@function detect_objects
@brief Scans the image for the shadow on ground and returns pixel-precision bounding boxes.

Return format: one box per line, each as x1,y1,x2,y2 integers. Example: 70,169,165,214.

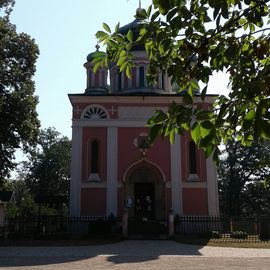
0,240,204,267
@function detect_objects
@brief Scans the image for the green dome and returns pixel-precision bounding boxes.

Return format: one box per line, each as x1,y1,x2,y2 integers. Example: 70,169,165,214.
86,44,106,63
86,51,96,62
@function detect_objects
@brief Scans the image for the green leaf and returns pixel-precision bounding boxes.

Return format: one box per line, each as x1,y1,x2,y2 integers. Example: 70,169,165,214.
103,22,111,33
115,22,120,33
201,121,214,130
147,5,152,17
126,43,132,51
204,143,214,158
151,10,160,21
261,121,270,139
244,109,256,121
167,7,178,21
170,131,175,144
149,125,161,143
126,64,132,79
96,31,109,39
157,0,171,15
191,122,200,144
200,133,214,147
93,61,102,73
191,79,200,90
127,29,133,42
201,85,207,101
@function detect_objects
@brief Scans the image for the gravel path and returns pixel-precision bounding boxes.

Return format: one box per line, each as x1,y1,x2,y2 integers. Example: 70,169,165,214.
0,240,269,269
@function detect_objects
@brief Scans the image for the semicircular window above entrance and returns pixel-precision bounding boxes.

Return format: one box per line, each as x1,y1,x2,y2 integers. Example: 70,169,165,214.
82,105,108,120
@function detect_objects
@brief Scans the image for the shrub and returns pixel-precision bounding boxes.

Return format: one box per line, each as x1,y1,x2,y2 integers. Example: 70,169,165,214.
230,231,248,239
199,231,221,239
211,231,222,239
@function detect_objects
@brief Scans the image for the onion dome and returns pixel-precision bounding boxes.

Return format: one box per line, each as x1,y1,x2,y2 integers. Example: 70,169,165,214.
84,44,108,94
119,4,146,52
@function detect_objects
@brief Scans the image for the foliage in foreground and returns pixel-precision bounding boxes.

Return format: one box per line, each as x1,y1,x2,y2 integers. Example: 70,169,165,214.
94,0,270,161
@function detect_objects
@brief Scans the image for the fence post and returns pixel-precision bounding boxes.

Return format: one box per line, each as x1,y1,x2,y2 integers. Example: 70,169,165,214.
168,210,174,237
230,217,233,232
122,209,128,237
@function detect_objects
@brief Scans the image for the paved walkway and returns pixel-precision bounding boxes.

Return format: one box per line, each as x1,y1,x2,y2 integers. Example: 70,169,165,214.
0,240,270,269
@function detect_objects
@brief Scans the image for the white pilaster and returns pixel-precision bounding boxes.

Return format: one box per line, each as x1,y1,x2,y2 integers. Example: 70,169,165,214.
136,66,139,87
206,156,220,216
106,127,118,216
170,135,183,215
69,125,82,216
121,72,125,89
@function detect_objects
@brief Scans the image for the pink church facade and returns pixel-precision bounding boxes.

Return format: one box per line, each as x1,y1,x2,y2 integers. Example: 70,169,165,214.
68,16,219,220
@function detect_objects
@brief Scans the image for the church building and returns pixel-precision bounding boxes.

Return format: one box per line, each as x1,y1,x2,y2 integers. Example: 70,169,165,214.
68,8,219,220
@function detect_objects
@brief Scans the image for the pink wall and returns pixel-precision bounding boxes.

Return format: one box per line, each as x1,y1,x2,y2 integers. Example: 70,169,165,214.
182,188,208,215
82,127,107,182
117,188,123,217
81,188,106,215
117,127,171,182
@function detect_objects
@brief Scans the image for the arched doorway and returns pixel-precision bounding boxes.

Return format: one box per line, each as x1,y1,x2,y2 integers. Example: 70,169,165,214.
125,164,165,221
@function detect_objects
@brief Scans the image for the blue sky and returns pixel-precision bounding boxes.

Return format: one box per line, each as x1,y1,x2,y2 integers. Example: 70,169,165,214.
10,0,228,139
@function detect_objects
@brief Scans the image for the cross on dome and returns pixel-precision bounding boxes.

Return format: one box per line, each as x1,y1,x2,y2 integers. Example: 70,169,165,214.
95,43,100,51
136,0,143,13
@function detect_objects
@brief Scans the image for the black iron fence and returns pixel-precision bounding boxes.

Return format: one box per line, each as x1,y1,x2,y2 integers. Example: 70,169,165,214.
174,216,270,241
1,215,270,241
3,215,120,240
128,218,168,236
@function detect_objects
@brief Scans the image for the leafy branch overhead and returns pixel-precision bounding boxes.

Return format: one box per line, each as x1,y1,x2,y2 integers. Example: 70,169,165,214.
94,0,270,160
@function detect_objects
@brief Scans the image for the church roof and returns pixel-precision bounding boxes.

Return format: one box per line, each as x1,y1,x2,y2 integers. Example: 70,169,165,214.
119,18,145,51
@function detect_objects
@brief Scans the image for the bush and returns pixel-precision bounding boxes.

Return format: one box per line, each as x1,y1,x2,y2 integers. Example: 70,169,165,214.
230,231,248,239
199,231,221,239
211,231,222,239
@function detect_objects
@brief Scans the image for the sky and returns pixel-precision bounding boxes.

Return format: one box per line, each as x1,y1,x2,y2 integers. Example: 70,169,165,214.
10,0,229,139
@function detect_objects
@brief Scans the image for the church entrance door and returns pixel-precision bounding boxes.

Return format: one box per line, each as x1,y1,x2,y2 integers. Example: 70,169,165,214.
125,165,165,221
125,165,167,237
134,183,155,220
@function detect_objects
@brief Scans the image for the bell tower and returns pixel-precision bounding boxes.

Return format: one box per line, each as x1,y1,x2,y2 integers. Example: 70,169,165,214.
84,44,108,94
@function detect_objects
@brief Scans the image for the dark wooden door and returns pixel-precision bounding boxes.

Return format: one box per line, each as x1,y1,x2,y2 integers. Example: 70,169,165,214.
134,183,155,220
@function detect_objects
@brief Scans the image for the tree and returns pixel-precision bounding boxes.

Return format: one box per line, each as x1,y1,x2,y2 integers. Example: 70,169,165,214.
218,140,270,216
242,181,270,216
21,127,71,206
4,178,38,218
0,0,40,181
94,0,270,160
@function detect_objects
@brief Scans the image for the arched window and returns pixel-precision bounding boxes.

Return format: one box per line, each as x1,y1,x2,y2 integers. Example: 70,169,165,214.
90,140,99,174
139,66,145,87
83,106,108,120
189,141,197,174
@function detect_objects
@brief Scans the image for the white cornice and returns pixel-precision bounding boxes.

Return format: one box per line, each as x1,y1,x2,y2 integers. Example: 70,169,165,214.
72,119,147,127
68,95,216,105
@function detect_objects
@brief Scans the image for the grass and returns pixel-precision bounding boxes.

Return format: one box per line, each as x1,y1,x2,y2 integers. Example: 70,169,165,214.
175,235,270,249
